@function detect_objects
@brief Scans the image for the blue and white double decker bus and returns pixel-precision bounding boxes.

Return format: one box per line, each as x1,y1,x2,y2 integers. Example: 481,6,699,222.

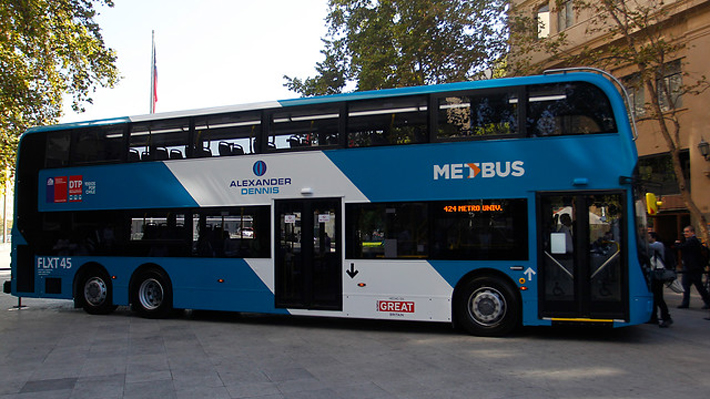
3,70,652,336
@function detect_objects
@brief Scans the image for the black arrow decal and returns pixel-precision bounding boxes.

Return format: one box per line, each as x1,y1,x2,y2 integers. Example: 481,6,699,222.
346,263,359,279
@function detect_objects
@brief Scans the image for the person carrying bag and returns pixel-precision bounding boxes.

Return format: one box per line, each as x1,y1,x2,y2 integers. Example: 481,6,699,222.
651,251,677,282
649,232,673,327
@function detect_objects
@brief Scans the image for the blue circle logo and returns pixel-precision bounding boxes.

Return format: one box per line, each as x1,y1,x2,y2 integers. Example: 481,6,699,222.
253,160,267,176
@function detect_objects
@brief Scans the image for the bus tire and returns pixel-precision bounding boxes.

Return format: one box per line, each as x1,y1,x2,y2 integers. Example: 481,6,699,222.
79,268,117,315
132,268,173,319
454,276,519,337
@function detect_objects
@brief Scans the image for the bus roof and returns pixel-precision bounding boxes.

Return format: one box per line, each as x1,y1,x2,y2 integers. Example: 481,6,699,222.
26,71,616,134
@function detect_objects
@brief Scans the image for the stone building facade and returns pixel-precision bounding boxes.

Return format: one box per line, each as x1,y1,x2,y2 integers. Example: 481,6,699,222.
509,0,710,243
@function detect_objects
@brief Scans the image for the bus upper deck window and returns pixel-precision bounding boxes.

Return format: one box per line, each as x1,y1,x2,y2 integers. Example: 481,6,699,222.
526,82,616,137
70,127,123,165
130,121,189,162
437,90,518,140
272,105,341,151
195,112,260,155
45,131,70,168
348,96,427,147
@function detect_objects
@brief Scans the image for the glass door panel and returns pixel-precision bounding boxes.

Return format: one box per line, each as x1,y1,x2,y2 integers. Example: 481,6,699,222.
539,192,627,320
275,198,342,310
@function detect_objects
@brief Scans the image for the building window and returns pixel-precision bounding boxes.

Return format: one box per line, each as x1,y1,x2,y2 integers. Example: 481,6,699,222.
638,151,690,196
657,60,682,112
624,73,646,118
537,4,550,39
557,0,574,31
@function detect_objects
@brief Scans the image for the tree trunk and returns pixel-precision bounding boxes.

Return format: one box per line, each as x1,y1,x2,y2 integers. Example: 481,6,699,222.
644,79,710,245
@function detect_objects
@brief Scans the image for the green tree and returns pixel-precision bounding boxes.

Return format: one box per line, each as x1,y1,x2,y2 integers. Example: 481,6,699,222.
0,0,119,182
509,0,710,243
284,0,508,96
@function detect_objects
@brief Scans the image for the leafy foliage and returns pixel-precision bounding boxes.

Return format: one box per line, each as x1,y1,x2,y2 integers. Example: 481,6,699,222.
284,0,508,96
0,0,119,180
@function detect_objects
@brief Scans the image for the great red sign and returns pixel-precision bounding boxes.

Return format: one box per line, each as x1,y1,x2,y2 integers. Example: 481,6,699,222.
377,300,415,313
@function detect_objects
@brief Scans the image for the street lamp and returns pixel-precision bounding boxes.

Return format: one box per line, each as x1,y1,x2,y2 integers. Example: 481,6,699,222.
698,137,710,161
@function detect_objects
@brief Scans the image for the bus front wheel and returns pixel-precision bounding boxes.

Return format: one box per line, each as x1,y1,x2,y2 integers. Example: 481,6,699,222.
454,276,520,337
80,269,117,315
132,269,173,319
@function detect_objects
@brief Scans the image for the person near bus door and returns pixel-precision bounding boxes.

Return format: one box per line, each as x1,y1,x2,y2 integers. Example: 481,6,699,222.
648,232,672,327
674,225,710,309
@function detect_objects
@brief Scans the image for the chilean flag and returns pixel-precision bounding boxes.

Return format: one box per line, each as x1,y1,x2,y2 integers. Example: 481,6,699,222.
151,31,158,113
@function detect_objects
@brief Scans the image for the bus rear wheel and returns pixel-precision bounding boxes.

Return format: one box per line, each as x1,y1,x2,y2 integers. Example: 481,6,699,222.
80,269,117,315
132,269,173,319
454,276,519,337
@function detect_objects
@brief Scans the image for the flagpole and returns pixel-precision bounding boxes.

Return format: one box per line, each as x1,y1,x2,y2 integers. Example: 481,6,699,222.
150,30,156,114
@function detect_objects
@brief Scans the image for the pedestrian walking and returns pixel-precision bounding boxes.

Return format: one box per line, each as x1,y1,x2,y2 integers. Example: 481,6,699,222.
674,225,710,309
649,232,672,327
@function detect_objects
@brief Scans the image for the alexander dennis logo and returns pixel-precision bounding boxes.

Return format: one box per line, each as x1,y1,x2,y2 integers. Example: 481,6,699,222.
253,160,267,176
230,160,292,195
433,160,525,180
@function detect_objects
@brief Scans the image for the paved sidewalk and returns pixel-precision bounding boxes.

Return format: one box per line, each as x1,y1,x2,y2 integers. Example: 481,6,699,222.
1,269,710,399
2,258,710,399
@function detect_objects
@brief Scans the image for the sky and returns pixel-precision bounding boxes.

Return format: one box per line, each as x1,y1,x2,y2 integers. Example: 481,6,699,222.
60,0,330,123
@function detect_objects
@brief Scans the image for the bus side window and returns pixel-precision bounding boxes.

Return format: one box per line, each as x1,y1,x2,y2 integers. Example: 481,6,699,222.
130,120,190,162
45,131,71,168
195,112,261,156
192,207,270,258
348,96,427,147
437,90,518,140
271,105,341,151
346,203,428,259
527,82,616,137
70,127,123,165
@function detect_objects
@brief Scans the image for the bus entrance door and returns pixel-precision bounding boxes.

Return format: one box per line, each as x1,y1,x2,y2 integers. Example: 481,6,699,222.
275,198,342,311
538,193,628,322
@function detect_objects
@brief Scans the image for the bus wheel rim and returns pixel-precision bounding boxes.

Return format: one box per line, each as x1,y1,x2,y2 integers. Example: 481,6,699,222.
84,277,107,306
139,278,164,310
468,287,506,326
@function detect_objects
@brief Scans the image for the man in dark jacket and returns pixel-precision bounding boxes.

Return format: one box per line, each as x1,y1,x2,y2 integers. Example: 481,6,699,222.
674,225,710,309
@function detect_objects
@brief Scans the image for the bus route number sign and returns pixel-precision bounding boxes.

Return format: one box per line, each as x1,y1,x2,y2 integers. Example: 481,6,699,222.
36,257,72,276
443,204,503,213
